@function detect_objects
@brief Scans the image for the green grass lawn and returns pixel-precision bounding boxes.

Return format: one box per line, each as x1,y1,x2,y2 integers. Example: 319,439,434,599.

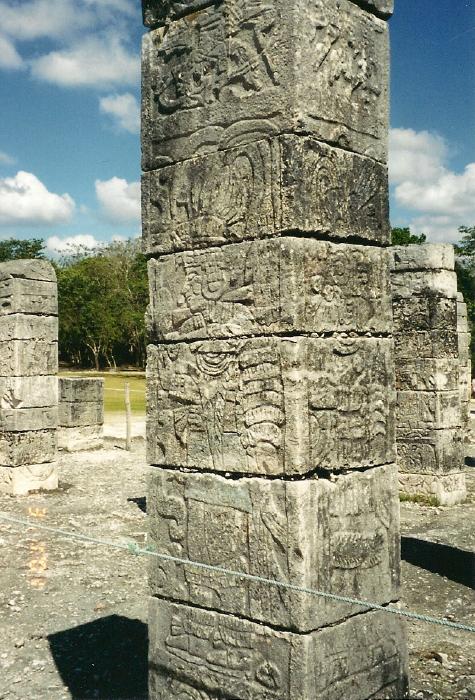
59,370,146,415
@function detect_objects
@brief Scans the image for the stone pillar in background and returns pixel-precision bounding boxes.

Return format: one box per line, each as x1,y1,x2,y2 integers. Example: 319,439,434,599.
58,378,104,452
390,245,467,505
142,1,408,698
457,292,471,442
0,261,58,496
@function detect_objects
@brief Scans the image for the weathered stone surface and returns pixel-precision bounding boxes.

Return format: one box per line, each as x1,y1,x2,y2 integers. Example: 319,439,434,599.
0,340,57,377
0,462,58,496
149,464,399,631
399,471,466,506
142,137,390,254
58,425,103,452
149,599,409,700
0,315,58,342
58,402,104,428
0,260,57,283
397,391,461,430
458,332,471,363
148,239,391,341
389,244,455,273
396,428,464,475
0,278,57,316
142,0,389,169
0,407,58,432
58,377,104,403
0,376,58,410
390,270,457,300
393,297,456,334
395,358,459,392
0,430,57,467
147,336,395,475
394,331,458,360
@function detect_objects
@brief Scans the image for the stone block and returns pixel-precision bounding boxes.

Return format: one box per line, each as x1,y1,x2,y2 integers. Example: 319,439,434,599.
396,391,461,430
58,402,104,428
0,315,58,342
393,297,456,334
394,331,458,360
147,238,392,340
390,270,457,300
147,336,395,475
0,430,57,466
0,407,58,432
0,340,57,377
458,332,471,362
0,278,57,316
58,425,103,452
399,471,466,506
0,260,57,283
0,376,58,409
58,377,104,403
395,358,459,392
142,137,390,254
149,599,409,700
142,0,389,169
149,464,399,631
389,244,455,272
0,462,58,496
396,428,464,475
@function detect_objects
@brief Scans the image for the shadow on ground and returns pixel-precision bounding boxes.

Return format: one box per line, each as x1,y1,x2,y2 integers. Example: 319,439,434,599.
402,536,475,589
48,615,148,699
128,496,147,514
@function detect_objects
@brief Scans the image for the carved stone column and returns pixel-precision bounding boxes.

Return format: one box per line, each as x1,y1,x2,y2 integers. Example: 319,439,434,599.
142,1,409,697
390,244,467,505
0,261,58,495
457,292,471,443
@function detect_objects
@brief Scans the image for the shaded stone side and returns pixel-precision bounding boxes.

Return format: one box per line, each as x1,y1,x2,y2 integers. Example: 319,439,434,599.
0,261,58,495
58,378,104,452
390,245,466,505
457,293,472,438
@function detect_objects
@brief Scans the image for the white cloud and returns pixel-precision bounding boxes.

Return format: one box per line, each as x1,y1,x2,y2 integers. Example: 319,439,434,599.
0,171,75,226
0,151,16,165
99,93,140,133
46,233,102,254
389,127,475,243
95,177,140,223
31,34,139,89
0,34,23,69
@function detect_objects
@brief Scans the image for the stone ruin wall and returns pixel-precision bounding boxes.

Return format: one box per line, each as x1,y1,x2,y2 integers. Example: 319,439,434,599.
58,378,104,452
457,292,471,441
142,0,409,698
390,245,467,505
0,260,58,496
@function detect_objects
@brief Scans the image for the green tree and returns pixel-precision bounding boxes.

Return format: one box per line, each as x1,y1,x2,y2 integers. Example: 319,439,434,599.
454,225,475,256
0,237,46,261
454,226,475,374
391,227,427,245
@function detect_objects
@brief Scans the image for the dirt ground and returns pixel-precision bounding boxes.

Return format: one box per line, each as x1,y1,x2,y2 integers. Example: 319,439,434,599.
0,433,473,699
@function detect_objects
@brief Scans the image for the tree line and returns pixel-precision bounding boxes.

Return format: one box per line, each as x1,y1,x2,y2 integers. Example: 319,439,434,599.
0,227,473,370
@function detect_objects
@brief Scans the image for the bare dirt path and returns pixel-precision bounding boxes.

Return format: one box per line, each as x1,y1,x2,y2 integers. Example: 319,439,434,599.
0,446,473,700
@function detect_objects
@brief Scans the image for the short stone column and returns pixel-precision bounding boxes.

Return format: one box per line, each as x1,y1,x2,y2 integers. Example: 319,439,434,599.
390,245,466,505
58,378,104,451
0,261,58,495
142,1,408,698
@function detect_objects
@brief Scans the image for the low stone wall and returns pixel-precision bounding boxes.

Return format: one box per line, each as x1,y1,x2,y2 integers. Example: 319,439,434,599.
58,378,104,452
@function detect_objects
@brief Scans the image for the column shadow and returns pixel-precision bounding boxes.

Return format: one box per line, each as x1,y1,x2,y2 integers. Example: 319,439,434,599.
401,536,475,589
127,497,147,514
48,614,148,699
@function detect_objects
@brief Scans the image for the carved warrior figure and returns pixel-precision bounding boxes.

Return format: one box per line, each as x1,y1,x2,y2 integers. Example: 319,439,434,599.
143,0,408,698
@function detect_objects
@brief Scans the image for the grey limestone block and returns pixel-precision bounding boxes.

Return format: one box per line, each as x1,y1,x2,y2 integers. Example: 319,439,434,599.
0,376,58,410
148,599,409,700
389,244,455,273
58,401,104,428
458,332,471,363
0,430,57,467
142,136,390,254
0,340,57,377
396,428,464,476
0,278,57,316
148,464,400,631
393,296,456,334
58,377,104,403
142,0,389,169
147,335,395,475
0,407,58,432
390,270,457,300
394,331,458,361
58,425,104,452
0,315,58,342
0,462,58,496
395,358,459,393
398,471,466,507
396,391,461,431
147,238,392,341
0,260,57,283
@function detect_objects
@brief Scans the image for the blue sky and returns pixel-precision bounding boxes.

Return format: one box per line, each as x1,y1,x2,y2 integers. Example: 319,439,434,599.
0,0,474,252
